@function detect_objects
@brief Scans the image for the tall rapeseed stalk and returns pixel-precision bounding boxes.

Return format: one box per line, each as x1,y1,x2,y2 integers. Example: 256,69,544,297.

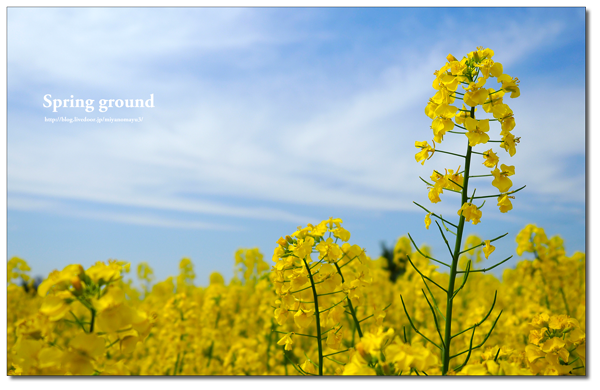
406,47,524,375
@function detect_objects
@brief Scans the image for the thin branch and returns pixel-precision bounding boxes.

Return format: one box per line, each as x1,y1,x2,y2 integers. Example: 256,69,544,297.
435,221,455,259
422,289,446,349
419,176,434,186
413,202,458,229
407,255,448,293
319,297,348,314
272,330,317,339
436,149,467,159
469,174,493,178
471,185,526,199
325,356,347,366
451,291,497,339
451,310,503,359
468,188,476,204
333,261,363,337
69,311,89,333
105,337,121,349
400,295,442,350
338,256,358,270
494,347,501,362
317,290,345,297
451,260,471,300
453,326,477,372
290,281,324,294
423,279,446,321
407,232,451,268
459,232,508,255
284,352,309,376
446,177,464,189
323,349,350,358
457,256,512,274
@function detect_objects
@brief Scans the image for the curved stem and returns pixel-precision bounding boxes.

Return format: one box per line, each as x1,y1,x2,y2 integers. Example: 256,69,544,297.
303,257,323,375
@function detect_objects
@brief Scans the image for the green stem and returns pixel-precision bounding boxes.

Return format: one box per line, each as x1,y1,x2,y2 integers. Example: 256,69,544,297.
472,185,526,199
459,232,508,255
323,349,350,357
105,337,121,349
303,257,323,375
435,149,466,158
559,287,571,316
206,341,214,368
333,262,363,338
272,330,317,338
266,321,274,373
538,273,552,310
413,202,458,229
174,353,180,376
469,174,493,178
70,311,89,333
89,308,96,333
407,232,451,268
442,106,474,375
319,298,347,314
317,290,344,297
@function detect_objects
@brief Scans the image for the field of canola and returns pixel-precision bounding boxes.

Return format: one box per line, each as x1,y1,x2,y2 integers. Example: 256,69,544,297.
6,48,586,376
7,223,586,376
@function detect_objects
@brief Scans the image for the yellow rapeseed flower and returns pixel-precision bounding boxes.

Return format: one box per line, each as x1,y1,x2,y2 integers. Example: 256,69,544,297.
483,240,495,259
458,202,482,225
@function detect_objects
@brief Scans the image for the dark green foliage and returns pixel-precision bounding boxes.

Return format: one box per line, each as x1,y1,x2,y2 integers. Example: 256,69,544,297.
380,241,406,283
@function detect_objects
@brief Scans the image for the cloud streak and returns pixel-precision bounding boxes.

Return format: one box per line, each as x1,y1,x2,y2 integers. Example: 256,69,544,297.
8,8,585,229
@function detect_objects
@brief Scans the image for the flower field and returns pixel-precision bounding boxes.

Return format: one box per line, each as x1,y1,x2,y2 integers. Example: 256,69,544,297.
7,223,586,376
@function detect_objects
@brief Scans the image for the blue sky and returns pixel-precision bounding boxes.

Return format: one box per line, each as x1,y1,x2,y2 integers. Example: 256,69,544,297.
7,7,586,285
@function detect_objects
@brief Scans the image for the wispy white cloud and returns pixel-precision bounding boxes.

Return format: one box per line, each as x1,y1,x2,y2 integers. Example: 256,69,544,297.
8,8,294,86
7,8,584,229
8,194,243,230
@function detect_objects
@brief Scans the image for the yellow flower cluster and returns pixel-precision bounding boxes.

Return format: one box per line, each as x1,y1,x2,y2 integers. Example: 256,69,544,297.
9,260,152,375
343,327,439,375
417,47,522,221
525,314,585,375
7,224,584,376
271,218,376,375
